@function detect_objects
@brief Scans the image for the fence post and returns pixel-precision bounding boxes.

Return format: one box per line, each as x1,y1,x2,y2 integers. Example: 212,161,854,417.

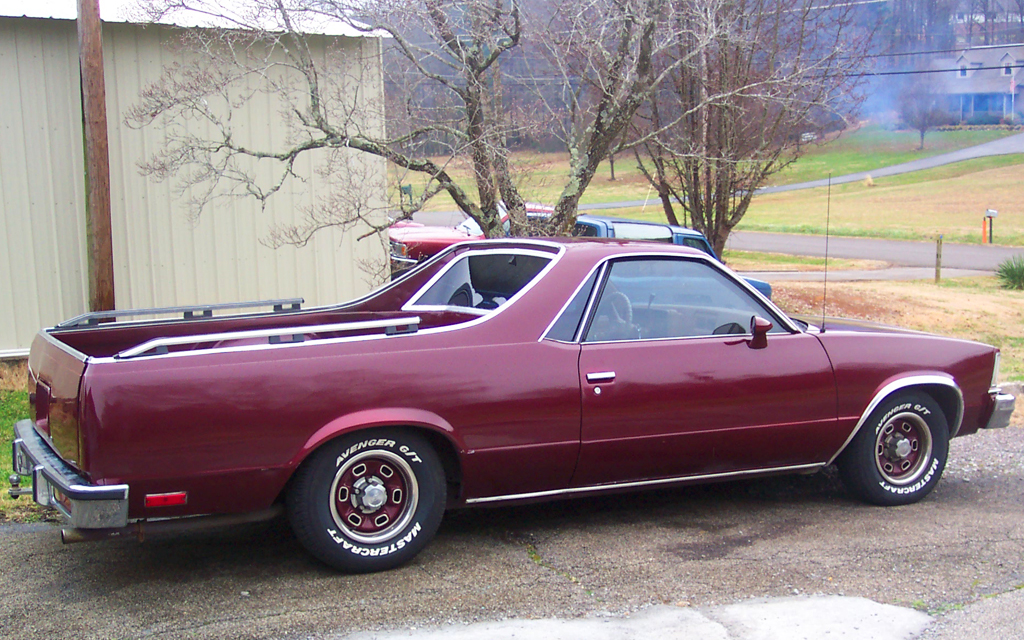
935,235,943,283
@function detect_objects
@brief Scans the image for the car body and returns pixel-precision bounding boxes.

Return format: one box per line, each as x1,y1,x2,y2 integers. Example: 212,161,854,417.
11,239,1015,573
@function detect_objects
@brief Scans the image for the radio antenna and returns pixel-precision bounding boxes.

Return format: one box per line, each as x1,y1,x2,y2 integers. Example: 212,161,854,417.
821,172,832,333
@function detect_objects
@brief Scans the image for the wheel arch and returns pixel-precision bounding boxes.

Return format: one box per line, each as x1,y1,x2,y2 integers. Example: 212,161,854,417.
829,374,964,465
283,409,465,503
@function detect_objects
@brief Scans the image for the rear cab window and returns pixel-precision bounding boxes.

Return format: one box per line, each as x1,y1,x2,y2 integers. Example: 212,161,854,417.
406,250,552,313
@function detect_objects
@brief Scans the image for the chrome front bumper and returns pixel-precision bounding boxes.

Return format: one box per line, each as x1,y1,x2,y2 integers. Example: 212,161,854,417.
984,389,1016,430
11,419,129,528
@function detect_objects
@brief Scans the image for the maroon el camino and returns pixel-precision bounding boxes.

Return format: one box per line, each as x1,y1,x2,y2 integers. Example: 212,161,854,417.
10,239,1016,572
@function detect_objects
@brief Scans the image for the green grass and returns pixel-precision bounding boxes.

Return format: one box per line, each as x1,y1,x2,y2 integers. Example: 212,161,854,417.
390,125,1022,212
721,249,879,271
997,255,1024,290
768,125,1019,186
0,389,36,521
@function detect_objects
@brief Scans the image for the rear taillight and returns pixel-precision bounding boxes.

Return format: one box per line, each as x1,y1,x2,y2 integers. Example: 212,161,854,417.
34,382,51,436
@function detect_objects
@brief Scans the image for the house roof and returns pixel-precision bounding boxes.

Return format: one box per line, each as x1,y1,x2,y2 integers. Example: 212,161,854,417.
932,44,1023,95
0,0,377,38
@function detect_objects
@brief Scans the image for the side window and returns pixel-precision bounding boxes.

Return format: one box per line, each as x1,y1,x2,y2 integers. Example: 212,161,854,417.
680,236,716,258
411,252,551,311
583,258,784,342
573,223,599,237
546,270,599,342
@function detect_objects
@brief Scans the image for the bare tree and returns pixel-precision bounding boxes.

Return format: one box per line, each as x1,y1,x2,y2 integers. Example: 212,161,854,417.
898,76,950,150
128,0,715,242
630,0,871,255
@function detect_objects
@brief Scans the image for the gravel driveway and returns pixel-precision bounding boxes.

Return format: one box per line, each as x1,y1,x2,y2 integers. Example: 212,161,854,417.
1,410,1021,639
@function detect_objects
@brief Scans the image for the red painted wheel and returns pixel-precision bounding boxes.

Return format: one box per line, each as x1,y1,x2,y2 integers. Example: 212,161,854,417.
873,412,933,486
330,451,418,544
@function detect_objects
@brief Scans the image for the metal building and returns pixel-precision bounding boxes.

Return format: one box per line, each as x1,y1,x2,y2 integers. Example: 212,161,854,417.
0,3,387,357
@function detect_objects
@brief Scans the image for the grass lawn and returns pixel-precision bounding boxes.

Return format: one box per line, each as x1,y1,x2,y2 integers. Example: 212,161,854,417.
0,387,39,522
389,125,1021,212
766,124,1020,186
739,156,1024,246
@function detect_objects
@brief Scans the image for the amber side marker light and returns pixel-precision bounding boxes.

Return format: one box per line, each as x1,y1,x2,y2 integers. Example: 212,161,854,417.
144,492,188,508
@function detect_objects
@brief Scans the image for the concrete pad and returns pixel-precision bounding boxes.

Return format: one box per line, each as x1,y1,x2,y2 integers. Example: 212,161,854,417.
339,596,931,640
708,596,931,640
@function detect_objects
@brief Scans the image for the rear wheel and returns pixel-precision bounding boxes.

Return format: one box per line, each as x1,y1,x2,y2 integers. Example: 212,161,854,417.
837,391,949,506
287,428,446,572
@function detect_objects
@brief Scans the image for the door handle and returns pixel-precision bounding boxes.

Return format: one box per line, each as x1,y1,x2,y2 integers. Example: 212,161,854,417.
586,371,616,383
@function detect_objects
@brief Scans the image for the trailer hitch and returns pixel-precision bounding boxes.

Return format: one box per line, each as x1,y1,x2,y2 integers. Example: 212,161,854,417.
8,474,32,498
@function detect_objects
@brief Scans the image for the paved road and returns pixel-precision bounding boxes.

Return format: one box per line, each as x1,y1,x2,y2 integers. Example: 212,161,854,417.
727,231,1024,271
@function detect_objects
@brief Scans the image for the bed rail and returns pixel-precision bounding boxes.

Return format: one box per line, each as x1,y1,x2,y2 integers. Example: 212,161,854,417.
54,298,305,330
115,317,421,359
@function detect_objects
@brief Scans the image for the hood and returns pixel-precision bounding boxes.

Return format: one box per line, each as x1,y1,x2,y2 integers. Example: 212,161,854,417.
790,315,928,336
389,225,477,243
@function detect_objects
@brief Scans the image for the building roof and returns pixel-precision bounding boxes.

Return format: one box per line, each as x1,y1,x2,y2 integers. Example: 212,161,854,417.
933,44,1023,95
0,0,376,38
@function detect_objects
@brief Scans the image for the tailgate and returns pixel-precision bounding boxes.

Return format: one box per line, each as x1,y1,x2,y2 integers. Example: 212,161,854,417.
27,331,87,470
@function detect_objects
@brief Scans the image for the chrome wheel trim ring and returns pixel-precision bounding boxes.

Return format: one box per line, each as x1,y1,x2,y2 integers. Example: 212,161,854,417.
329,449,420,545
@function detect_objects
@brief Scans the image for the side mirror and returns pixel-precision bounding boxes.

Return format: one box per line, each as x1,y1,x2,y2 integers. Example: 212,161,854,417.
749,316,773,349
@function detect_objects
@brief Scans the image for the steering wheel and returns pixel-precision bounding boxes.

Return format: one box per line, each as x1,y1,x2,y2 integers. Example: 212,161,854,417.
604,291,632,325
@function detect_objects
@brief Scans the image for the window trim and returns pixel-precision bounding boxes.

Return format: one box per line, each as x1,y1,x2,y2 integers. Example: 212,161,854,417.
540,263,607,343
403,247,558,315
543,252,798,345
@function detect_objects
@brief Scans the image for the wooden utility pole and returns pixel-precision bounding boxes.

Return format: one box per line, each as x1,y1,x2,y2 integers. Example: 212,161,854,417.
78,0,116,311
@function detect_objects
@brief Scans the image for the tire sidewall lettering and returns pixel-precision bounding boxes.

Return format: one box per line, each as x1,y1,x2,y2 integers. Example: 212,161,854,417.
327,522,422,556
335,438,424,468
878,457,940,495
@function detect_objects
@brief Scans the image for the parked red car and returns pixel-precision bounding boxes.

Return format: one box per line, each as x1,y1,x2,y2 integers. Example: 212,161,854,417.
389,203,554,269
11,239,1015,573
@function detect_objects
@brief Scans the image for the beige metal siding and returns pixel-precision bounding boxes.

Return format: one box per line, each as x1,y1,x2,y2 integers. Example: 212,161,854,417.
0,18,386,355
0,17,88,356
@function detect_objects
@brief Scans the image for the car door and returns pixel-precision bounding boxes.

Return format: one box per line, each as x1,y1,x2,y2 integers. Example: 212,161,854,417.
571,256,841,488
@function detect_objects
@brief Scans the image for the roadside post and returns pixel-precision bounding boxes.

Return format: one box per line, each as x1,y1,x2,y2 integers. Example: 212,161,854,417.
985,210,998,244
935,235,943,283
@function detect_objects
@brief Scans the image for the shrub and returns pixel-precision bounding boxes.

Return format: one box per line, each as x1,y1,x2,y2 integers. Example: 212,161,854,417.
997,255,1024,290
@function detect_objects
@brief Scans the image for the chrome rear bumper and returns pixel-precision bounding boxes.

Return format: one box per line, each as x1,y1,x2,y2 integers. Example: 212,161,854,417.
11,419,129,528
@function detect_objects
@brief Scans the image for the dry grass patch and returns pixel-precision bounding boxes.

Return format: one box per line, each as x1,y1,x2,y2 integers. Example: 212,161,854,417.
772,278,1024,381
0,361,28,392
744,162,1024,245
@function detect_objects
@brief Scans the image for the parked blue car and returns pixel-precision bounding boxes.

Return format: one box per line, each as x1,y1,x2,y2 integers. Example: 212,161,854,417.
574,215,773,299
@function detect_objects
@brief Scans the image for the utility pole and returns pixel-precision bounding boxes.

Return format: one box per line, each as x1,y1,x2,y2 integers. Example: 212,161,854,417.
78,0,116,311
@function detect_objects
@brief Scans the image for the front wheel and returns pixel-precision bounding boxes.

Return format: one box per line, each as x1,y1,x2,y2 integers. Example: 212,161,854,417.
837,391,949,506
287,428,446,572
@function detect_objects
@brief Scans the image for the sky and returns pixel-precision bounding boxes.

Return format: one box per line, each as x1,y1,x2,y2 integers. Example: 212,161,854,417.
0,0,141,21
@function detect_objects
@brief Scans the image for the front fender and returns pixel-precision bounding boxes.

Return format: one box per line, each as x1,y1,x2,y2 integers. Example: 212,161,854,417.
827,373,963,464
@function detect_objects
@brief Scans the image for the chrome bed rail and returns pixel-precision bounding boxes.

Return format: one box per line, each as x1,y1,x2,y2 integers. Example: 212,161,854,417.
115,317,421,359
54,298,305,330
